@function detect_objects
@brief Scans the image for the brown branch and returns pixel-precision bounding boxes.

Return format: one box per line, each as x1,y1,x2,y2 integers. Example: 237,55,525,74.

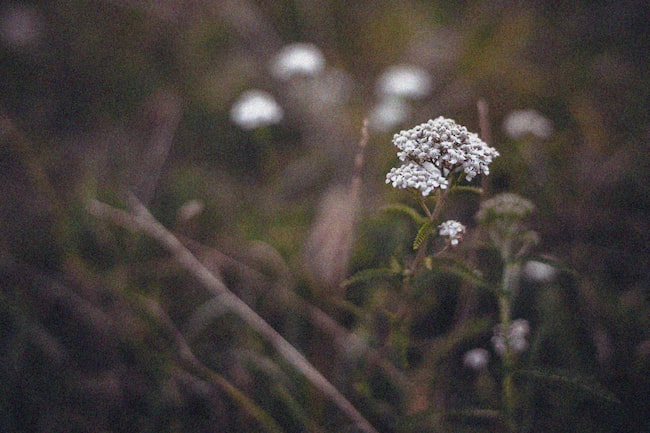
87,195,380,433
178,234,411,393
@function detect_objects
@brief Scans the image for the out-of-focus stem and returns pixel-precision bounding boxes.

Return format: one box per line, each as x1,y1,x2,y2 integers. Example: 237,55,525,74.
499,260,520,432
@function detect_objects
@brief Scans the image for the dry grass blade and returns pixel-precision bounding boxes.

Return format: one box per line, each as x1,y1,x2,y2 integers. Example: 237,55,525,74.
87,194,380,433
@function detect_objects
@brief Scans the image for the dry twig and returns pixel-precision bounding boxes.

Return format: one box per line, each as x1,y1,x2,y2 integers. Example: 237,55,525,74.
87,194,380,433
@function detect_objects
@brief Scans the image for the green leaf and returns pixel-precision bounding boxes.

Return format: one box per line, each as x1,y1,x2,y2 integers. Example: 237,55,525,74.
428,256,490,289
380,204,427,225
449,185,484,195
413,220,435,250
446,408,500,421
514,369,621,404
340,267,402,288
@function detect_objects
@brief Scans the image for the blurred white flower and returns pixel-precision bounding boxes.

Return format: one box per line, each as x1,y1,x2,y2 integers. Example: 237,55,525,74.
177,199,205,222
502,109,553,140
368,97,410,133
376,65,433,100
510,319,530,337
492,319,531,356
523,260,557,283
230,90,283,130
0,4,42,49
463,348,490,370
270,43,325,80
476,193,536,223
386,117,499,196
438,220,466,246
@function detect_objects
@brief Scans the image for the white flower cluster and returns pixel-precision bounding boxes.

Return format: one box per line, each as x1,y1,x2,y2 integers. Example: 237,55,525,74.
386,161,448,196
491,319,530,356
386,117,499,196
438,220,466,246
476,193,535,222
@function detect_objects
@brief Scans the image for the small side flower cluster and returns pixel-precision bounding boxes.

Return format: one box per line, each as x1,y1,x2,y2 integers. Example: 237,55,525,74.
386,117,499,196
439,220,466,246
491,319,530,356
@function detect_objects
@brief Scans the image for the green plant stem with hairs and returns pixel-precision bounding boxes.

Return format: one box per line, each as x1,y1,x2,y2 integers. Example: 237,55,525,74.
410,188,449,272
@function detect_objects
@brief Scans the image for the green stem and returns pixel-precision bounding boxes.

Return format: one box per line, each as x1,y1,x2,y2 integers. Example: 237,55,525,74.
411,189,449,273
498,260,520,432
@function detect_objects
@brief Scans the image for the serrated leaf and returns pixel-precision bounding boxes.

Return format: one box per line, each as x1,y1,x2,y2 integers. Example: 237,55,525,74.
340,267,402,288
413,220,435,250
428,256,490,289
514,369,621,404
380,204,427,225
446,408,500,421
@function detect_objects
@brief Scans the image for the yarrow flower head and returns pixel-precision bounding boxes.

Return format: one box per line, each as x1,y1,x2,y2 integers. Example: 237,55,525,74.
438,220,466,246
386,117,499,196
230,90,284,130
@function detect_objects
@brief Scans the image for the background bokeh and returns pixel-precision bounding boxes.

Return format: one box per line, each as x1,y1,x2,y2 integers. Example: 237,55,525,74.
1,1,648,432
